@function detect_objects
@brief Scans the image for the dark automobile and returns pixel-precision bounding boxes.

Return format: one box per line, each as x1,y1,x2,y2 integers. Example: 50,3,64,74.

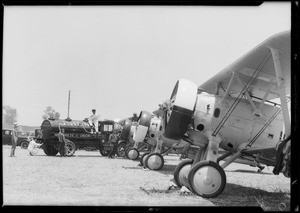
2,128,30,149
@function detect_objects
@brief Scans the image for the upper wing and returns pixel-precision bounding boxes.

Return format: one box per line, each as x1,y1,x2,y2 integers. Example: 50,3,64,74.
200,31,290,101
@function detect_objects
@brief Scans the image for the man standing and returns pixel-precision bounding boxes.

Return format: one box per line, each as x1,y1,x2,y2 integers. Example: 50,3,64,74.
10,122,18,157
58,128,67,157
88,109,100,133
108,124,122,158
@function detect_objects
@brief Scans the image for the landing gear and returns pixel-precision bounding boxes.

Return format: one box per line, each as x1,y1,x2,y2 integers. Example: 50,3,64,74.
145,153,164,170
116,142,127,157
188,161,226,198
257,164,265,173
174,159,193,188
126,148,139,160
139,152,150,166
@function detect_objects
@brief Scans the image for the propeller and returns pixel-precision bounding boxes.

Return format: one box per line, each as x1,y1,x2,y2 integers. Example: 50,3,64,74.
162,79,198,140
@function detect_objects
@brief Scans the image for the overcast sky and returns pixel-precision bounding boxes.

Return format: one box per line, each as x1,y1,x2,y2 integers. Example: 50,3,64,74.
3,3,291,126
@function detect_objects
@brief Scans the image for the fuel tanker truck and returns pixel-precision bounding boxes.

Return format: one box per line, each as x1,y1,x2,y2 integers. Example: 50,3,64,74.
37,118,120,157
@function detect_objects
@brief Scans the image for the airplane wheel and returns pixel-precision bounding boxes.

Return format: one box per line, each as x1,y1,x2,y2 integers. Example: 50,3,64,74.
127,148,139,160
145,153,164,170
116,142,127,157
124,147,131,159
140,152,150,166
174,159,193,188
188,161,226,198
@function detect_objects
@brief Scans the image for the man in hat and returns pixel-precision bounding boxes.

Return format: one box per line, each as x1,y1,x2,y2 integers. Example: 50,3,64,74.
58,128,67,157
88,109,100,133
10,122,18,157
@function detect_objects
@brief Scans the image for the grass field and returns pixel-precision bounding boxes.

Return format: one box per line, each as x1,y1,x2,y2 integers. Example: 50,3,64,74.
2,145,290,210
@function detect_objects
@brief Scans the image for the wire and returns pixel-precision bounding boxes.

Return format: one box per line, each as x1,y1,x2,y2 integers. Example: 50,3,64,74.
212,51,272,136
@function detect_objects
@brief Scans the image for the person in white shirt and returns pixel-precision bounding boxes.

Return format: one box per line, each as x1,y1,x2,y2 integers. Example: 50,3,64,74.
27,136,43,156
88,109,100,133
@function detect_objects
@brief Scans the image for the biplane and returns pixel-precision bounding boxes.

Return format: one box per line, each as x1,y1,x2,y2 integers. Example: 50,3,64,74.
132,31,291,198
125,111,175,169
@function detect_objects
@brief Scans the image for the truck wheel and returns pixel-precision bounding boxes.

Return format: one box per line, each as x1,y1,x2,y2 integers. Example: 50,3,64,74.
44,144,59,156
20,140,29,149
60,139,76,157
99,148,110,156
116,142,127,157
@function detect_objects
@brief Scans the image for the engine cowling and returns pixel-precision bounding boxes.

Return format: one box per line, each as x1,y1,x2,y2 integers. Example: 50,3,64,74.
133,111,152,143
119,119,132,141
163,79,198,140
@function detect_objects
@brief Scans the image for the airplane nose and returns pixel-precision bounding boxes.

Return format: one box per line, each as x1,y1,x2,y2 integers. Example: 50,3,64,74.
163,79,198,140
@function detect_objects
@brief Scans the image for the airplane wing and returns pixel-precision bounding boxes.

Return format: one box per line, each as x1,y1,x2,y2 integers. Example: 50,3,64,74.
200,31,290,101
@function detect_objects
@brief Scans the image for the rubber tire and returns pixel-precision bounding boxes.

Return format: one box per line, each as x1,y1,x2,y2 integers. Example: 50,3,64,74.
127,148,140,160
116,142,127,157
99,147,110,156
59,139,76,157
44,144,59,156
145,153,164,171
174,159,193,188
124,147,131,159
139,152,150,166
20,141,29,149
188,161,226,198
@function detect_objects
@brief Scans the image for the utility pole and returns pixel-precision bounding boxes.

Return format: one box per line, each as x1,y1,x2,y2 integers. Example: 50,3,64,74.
66,90,71,121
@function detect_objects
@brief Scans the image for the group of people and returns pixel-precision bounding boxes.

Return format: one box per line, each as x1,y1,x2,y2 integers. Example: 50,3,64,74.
9,109,127,158
88,109,122,158
9,122,63,157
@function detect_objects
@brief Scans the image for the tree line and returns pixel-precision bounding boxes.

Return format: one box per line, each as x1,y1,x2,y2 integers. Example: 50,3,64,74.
2,105,60,127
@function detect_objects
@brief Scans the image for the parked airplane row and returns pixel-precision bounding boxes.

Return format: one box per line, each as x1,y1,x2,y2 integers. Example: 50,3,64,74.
120,31,291,198
37,31,291,198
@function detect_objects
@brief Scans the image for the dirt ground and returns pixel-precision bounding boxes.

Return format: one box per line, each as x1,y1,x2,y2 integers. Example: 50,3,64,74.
2,145,290,210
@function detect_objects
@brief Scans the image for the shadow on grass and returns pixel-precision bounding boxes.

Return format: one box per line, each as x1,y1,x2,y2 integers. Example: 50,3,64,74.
140,182,290,211
208,183,290,211
34,154,104,158
158,164,177,175
226,169,273,175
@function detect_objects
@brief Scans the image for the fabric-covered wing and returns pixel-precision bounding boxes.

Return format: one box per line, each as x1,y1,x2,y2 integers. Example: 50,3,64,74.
200,31,290,101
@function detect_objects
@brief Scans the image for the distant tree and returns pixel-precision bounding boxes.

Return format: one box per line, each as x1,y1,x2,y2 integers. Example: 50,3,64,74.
2,105,18,127
42,106,60,120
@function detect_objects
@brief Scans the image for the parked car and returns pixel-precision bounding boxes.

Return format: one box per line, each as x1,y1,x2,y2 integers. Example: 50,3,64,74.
2,128,30,149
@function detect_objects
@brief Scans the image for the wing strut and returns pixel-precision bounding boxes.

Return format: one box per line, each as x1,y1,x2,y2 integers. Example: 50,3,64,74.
245,97,290,148
270,48,291,137
212,51,272,137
